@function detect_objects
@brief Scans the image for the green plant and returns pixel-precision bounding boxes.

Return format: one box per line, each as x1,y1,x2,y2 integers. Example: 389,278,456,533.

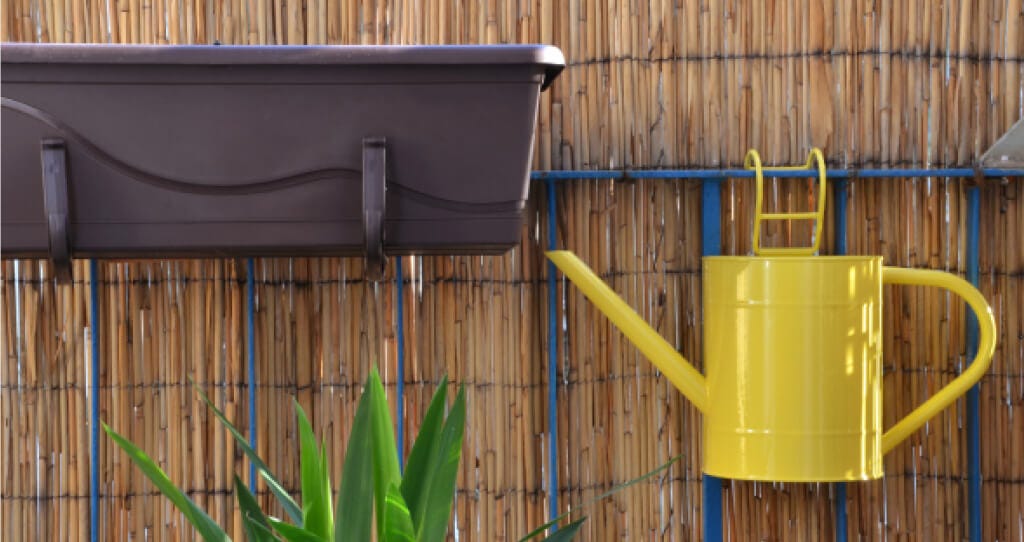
517,453,682,542
104,368,465,542
105,366,680,542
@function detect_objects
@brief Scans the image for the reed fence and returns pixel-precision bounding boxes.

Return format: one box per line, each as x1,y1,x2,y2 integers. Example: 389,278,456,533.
2,1,1023,540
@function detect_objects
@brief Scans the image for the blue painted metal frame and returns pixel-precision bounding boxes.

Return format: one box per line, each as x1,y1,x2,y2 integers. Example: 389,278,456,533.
77,167,1011,538
247,258,258,490
545,179,560,531
532,167,1013,539
700,179,723,542
396,256,406,470
966,187,982,542
532,168,1024,180
89,260,100,542
833,179,849,542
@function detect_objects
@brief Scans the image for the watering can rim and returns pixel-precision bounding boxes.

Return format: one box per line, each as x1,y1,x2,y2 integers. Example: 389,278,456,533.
703,255,884,262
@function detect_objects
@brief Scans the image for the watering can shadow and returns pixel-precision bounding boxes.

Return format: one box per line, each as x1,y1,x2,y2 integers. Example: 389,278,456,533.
547,250,997,482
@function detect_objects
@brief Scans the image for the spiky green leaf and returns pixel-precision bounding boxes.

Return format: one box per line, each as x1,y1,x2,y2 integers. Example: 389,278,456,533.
192,379,303,525
245,518,279,542
233,475,275,542
366,369,402,538
269,518,328,542
295,400,333,539
334,376,375,542
382,483,416,542
412,384,466,542
517,454,683,541
538,518,586,542
103,423,230,542
399,376,447,529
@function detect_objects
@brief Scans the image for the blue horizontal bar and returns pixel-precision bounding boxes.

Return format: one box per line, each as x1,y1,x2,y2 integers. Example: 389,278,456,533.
531,168,1024,180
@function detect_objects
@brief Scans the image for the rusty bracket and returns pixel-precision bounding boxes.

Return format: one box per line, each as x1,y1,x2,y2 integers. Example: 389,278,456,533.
970,164,986,188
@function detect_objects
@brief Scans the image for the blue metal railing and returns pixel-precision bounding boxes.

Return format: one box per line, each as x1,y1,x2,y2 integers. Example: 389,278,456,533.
396,256,406,470
534,166,1014,542
545,180,561,532
247,259,258,491
834,179,849,542
532,167,1024,180
966,187,982,542
79,166,1014,540
89,260,100,542
700,179,724,542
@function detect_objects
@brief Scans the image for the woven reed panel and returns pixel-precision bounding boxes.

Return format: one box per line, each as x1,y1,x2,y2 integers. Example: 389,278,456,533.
2,1,1022,540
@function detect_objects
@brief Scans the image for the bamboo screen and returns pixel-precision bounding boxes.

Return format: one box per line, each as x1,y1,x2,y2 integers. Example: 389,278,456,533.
2,1,1023,540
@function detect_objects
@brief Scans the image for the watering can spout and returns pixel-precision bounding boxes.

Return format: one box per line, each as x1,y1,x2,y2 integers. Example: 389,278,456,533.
546,251,709,413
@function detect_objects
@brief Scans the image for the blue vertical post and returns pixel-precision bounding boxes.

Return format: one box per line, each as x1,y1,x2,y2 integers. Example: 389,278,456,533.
833,179,848,542
247,258,258,491
700,179,723,542
834,179,848,256
545,179,560,530
89,260,100,542
966,186,981,542
396,256,406,470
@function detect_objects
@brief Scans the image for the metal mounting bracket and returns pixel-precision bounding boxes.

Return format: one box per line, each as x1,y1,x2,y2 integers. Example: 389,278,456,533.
41,138,72,282
362,137,387,280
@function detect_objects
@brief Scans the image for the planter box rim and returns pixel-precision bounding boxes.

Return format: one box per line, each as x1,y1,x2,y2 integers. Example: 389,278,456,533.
1,42,566,89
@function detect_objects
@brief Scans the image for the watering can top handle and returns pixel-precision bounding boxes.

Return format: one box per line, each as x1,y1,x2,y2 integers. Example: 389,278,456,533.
880,267,998,454
745,148,828,257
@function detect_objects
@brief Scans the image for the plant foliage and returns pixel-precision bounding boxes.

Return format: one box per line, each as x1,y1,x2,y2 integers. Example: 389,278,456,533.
104,368,465,542
105,367,673,541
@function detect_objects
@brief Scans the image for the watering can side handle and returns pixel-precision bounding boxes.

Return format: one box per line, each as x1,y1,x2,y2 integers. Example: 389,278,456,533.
880,267,997,454
545,251,709,413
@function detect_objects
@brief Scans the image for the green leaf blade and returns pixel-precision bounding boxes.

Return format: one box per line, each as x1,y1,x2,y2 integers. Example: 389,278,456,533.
413,384,466,542
367,368,402,539
382,483,416,542
518,518,561,542
334,376,376,542
517,454,683,542
233,475,275,542
296,400,333,539
399,376,448,528
192,379,303,525
245,519,279,542
539,518,586,542
269,518,329,542
103,423,230,542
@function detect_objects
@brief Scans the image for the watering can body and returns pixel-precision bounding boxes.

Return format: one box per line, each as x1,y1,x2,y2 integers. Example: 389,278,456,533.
703,256,883,481
547,251,996,482
548,148,996,482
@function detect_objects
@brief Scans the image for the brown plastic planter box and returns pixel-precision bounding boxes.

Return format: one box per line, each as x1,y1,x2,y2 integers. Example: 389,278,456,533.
1,43,564,278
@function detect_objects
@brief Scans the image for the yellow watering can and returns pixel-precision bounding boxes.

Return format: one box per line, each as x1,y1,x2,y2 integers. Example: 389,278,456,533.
548,149,997,482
